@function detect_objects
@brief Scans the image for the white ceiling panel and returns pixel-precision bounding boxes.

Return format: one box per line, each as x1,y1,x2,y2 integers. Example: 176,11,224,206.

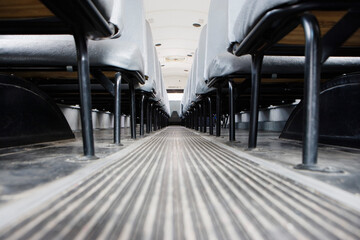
144,0,210,91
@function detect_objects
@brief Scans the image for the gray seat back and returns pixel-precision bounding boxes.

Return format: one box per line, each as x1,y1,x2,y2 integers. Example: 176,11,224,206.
228,0,299,44
204,0,229,81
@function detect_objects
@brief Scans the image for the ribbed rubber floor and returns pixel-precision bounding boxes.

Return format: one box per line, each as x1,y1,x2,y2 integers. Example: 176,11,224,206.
1,127,360,240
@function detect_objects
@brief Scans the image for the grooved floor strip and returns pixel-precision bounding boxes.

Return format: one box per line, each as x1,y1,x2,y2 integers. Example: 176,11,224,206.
0,126,360,240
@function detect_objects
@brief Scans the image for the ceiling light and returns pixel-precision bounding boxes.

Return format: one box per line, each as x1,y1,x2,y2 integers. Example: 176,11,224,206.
193,23,201,27
165,56,186,62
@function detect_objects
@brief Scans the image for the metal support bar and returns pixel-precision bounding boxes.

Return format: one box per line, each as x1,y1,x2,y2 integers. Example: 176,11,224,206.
140,94,145,136
146,100,151,133
73,30,95,158
130,82,136,139
191,112,194,129
208,97,213,135
296,14,321,169
190,112,193,129
156,111,159,130
203,99,207,133
195,107,199,131
188,115,190,128
150,103,153,132
229,80,235,142
157,111,161,129
114,72,122,145
216,86,221,137
321,9,360,63
154,108,158,131
199,104,203,132
159,112,162,129
90,69,115,96
162,114,165,128
191,112,193,129
163,114,165,128
248,54,264,148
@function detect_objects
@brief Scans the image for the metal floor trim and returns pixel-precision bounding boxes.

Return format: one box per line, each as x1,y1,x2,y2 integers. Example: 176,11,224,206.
201,133,360,213
0,128,166,231
0,127,359,240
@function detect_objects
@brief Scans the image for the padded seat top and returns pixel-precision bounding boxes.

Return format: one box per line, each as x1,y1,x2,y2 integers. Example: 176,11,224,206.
154,55,164,100
205,0,360,80
0,35,144,73
188,51,198,106
39,0,121,39
182,51,198,112
228,0,299,44
153,67,170,116
204,0,229,81
195,25,215,95
0,0,147,73
161,78,170,116
207,53,360,80
138,21,158,93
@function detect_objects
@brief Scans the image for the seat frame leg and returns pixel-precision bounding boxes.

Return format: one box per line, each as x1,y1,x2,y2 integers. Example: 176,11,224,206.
203,99,207,133
248,53,264,148
114,72,122,145
199,103,203,132
130,82,136,139
73,30,95,158
191,111,194,129
140,94,145,136
295,14,321,170
216,86,221,137
208,97,213,135
195,106,199,131
146,100,151,133
150,103,153,132
229,80,235,141
154,108,158,131
159,112,162,129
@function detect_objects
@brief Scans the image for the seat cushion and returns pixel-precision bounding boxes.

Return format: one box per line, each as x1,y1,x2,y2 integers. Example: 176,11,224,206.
207,52,360,80
195,25,215,95
139,21,157,94
228,0,299,43
0,35,144,73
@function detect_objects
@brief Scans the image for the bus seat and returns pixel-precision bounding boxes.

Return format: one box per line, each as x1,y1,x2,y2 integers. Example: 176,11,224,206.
0,0,146,74
195,25,215,96
138,21,158,94
206,0,360,82
227,0,299,44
